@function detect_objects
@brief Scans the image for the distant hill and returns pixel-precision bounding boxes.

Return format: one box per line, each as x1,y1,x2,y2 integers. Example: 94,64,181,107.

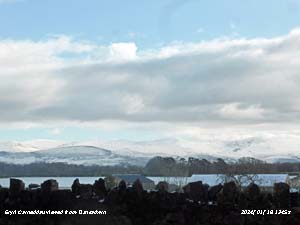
0,145,149,167
0,136,300,166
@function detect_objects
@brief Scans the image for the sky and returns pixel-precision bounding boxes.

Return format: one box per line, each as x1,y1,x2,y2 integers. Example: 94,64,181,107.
0,0,300,145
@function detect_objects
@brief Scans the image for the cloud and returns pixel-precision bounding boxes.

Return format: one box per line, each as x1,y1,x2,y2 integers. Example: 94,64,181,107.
109,42,137,61
219,103,266,120
50,128,61,135
0,30,300,128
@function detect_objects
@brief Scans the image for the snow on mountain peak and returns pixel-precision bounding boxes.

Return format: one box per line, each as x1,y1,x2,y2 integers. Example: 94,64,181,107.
0,134,299,165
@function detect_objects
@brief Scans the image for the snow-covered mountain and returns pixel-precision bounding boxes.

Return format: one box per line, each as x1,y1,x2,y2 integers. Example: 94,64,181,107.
0,135,299,165
0,145,149,166
0,141,39,152
0,140,65,152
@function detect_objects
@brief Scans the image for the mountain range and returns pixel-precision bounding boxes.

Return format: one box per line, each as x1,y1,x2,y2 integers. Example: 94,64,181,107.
0,136,299,166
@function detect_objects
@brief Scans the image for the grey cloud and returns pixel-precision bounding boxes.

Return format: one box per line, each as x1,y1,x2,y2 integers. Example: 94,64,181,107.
1,30,300,125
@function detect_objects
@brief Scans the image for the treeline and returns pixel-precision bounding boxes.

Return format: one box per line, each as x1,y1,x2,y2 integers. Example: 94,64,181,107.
144,156,300,176
1,156,300,177
0,162,142,177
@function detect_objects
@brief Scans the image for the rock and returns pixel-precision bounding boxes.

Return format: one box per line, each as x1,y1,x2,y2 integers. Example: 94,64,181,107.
168,184,180,192
290,192,300,207
28,183,40,190
118,180,127,191
238,193,248,208
208,184,223,202
93,178,107,198
203,183,209,203
105,187,119,204
246,183,260,198
218,181,239,206
49,189,73,209
0,188,9,204
183,181,208,203
259,193,272,209
71,178,81,196
41,179,59,192
132,179,144,199
223,211,242,225
1,176,299,225
164,212,185,225
132,179,144,195
156,181,169,193
274,182,290,208
79,184,93,199
245,183,260,207
9,178,25,196
111,215,132,225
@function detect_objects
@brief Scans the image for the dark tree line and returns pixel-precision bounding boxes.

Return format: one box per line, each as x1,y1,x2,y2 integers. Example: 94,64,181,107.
1,156,300,177
0,162,142,177
144,156,300,176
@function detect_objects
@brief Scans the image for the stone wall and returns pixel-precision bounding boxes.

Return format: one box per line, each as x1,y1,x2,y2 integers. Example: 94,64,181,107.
0,178,300,225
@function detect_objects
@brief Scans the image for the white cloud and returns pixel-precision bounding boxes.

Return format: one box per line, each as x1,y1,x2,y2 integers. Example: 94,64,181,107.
50,128,61,135
0,29,300,130
109,42,137,61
